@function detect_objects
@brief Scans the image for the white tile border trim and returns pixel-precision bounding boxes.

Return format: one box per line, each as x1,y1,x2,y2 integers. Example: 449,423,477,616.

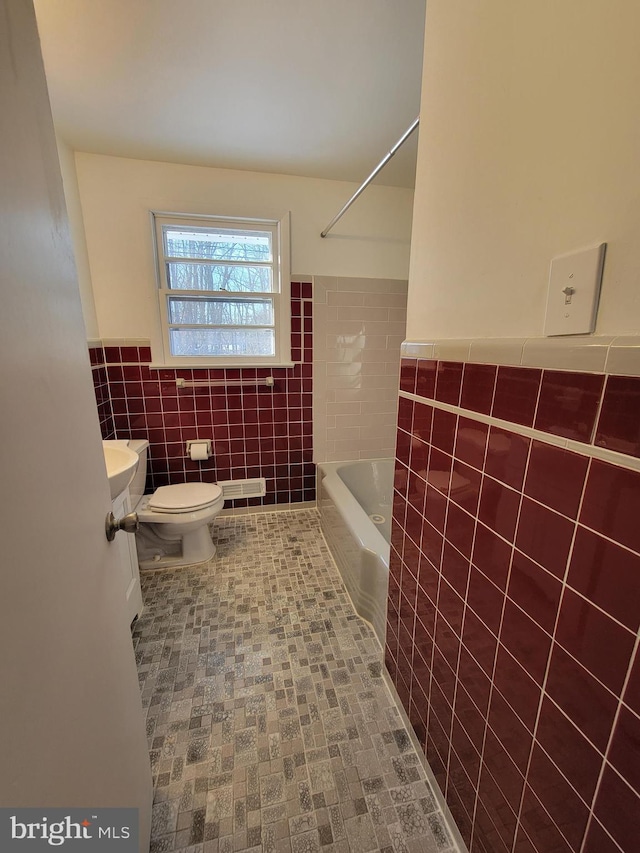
399,390,640,473
402,336,640,376
99,337,152,348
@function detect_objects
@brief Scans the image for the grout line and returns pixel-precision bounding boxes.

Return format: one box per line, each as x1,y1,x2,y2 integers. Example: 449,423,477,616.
424,454,449,794
401,405,640,560
531,735,600,810
510,454,591,852
399,390,640,473
408,403,436,748
589,373,608,445
582,816,625,853
422,582,440,754
402,448,638,640
530,367,546,433
464,440,531,847
442,482,475,808
477,436,531,853
578,629,640,853
428,564,639,847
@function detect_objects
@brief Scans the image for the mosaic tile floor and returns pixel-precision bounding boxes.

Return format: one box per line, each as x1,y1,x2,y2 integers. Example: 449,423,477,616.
133,510,459,853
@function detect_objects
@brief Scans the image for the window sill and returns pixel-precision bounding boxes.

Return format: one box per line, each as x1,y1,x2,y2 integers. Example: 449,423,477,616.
148,362,297,370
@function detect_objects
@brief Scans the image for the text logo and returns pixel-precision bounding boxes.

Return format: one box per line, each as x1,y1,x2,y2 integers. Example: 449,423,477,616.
1,809,138,851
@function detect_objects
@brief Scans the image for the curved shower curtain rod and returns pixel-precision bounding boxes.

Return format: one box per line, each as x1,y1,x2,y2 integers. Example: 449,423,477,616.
320,116,420,238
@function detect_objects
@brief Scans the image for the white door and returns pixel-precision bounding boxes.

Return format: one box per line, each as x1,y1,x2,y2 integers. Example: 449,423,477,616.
112,490,144,626
0,3,151,850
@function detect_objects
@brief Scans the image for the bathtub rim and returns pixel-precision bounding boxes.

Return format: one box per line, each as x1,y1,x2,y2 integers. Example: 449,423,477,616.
317,458,393,648
317,458,392,563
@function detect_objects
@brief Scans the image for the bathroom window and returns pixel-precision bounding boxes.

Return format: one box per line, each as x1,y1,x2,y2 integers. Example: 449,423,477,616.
153,212,291,366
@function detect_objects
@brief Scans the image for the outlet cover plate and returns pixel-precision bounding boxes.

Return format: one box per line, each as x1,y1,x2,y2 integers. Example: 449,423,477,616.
543,243,606,337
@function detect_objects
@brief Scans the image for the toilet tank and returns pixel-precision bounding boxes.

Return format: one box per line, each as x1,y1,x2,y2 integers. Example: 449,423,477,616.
127,438,149,510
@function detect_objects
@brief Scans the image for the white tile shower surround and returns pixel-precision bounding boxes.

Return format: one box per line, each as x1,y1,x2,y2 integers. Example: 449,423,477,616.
134,510,459,853
313,277,407,464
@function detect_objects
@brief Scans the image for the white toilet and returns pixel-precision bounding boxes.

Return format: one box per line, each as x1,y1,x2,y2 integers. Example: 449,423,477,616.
128,439,224,569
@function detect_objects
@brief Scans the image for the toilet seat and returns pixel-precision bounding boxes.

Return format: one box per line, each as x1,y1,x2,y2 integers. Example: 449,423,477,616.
148,482,223,514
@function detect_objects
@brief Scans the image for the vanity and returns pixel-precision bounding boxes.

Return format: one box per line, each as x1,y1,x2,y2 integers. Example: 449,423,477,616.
102,441,143,627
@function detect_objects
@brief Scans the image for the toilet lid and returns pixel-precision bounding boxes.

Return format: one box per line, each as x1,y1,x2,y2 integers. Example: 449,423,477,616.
148,482,223,513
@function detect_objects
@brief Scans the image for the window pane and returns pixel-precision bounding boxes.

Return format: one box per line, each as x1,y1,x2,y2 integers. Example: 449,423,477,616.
164,226,272,262
168,297,274,326
169,328,275,357
166,262,272,292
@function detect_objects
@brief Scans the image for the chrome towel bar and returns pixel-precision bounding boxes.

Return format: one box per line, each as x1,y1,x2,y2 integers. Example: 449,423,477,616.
176,376,274,389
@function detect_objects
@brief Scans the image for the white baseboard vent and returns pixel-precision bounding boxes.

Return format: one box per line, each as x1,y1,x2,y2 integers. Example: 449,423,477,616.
218,477,266,499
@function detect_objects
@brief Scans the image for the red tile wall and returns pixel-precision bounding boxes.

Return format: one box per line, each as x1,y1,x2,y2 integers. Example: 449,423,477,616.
89,282,314,506
388,358,640,853
89,344,115,439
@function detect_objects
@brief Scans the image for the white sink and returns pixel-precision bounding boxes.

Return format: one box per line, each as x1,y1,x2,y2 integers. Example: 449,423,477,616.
102,441,139,500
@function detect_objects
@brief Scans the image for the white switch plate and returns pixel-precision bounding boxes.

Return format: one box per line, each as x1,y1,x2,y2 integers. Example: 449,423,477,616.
543,243,606,336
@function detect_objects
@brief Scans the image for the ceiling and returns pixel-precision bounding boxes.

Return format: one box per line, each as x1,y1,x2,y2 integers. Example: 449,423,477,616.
34,0,425,189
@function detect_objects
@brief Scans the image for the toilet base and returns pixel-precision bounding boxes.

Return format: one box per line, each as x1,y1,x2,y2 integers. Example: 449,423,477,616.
136,522,217,570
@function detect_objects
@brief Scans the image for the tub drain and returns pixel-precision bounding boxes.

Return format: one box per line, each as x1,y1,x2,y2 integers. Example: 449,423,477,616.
369,514,386,525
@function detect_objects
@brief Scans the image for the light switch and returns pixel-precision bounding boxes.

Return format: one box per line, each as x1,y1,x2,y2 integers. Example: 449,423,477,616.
543,243,606,336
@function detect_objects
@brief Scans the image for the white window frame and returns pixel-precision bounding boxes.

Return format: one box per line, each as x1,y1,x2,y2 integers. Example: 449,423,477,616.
152,211,291,367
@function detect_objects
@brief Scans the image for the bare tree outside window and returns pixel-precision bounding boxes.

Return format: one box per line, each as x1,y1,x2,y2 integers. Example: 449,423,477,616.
156,218,282,359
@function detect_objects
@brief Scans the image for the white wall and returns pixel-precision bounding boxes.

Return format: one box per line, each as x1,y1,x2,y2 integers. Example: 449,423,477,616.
75,153,414,350
407,0,640,342
56,137,99,338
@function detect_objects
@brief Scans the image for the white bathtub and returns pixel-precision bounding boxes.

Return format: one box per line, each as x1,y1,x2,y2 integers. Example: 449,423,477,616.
318,459,393,645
